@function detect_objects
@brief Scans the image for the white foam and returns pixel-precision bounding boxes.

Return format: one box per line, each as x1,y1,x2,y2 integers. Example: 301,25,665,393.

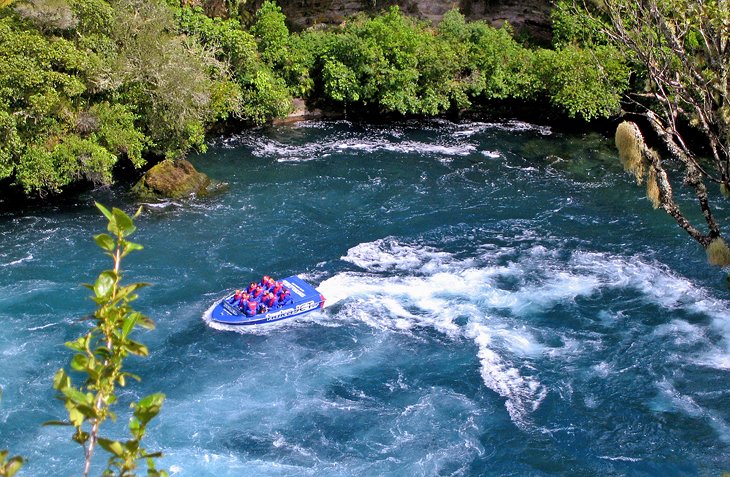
453,120,552,137
466,323,546,429
342,238,454,273
599,455,642,462
1,254,33,267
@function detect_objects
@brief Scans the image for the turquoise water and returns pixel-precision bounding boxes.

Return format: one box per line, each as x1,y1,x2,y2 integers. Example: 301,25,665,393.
1,119,729,476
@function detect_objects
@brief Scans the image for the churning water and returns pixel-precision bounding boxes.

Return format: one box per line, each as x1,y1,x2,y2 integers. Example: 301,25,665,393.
1,119,729,476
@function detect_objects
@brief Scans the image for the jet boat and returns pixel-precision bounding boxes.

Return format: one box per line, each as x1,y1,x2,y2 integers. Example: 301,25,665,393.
210,275,325,325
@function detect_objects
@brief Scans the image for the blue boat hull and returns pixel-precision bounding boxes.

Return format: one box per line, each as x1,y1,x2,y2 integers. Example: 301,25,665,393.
210,275,325,325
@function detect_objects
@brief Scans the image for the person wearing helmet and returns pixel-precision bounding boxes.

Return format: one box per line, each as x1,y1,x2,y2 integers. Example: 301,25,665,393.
236,292,250,310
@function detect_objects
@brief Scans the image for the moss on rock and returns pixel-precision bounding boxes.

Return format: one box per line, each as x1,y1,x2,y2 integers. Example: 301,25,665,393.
133,159,223,199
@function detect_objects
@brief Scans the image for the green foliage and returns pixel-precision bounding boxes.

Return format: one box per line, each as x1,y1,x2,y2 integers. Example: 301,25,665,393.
0,0,241,195
173,4,292,124
550,0,609,49
297,7,468,115
0,451,23,477
0,0,634,198
278,7,628,119
111,0,220,158
50,203,166,477
535,44,629,120
250,0,288,69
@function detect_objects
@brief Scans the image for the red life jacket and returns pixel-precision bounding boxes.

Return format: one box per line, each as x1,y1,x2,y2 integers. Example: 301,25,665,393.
272,283,283,295
246,300,257,312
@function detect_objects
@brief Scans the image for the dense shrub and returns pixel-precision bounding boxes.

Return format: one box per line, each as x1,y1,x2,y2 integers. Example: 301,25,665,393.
0,0,632,198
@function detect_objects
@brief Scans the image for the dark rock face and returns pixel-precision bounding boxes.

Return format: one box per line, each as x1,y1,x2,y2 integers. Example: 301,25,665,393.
274,0,553,43
133,159,221,199
207,0,552,44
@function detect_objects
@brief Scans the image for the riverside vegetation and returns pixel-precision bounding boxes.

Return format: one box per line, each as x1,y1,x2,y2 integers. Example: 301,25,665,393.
0,0,631,198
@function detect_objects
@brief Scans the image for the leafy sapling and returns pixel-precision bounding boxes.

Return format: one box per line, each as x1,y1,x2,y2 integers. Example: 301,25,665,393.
48,203,167,477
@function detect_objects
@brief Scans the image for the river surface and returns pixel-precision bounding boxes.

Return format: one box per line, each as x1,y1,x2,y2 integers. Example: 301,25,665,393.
1,119,729,476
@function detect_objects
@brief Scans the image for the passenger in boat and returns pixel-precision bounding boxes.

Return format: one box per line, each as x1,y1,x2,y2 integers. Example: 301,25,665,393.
236,292,250,309
229,289,243,304
244,299,258,317
257,303,268,314
246,282,257,294
259,275,274,290
252,285,265,300
278,289,293,305
271,281,284,296
263,292,277,309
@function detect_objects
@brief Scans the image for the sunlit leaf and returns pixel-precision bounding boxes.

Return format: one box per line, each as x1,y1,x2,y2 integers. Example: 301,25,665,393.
95,202,113,222
133,393,165,425
61,387,91,406
126,340,149,356
94,233,116,252
53,368,71,390
94,271,117,299
122,313,140,338
112,208,136,237
5,456,23,477
98,438,124,457
70,354,89,371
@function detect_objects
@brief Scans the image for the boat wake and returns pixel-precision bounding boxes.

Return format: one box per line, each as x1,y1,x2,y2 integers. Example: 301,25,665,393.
315,236,730,433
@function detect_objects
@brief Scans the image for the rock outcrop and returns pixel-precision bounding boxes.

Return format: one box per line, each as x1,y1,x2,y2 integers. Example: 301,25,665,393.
240,0,553,44
133,159,224,199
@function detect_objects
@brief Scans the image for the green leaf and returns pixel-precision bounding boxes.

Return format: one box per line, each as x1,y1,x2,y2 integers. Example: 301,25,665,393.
5,456,23,477
121,240,144,257
98,438,125,457
96,202,113,222
122,313,140,338
61,387,89,405
94,270,117,299
70,354,89,371
53,368,70,390
43,420,72,426
133,393,165,425
137,315,156,330
125,340,149,356
129,416,141,437
94,233,116,252
68,406,86,427
65,336,86,352
112,208,136,237
117,283,150,301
